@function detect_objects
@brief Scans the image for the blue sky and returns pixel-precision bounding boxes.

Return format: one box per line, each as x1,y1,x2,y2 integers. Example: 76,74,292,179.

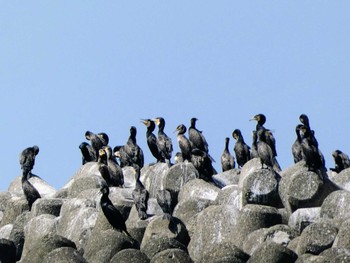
1,2,350,191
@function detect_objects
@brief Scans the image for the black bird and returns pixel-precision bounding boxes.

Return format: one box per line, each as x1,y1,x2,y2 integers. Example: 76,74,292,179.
175,124,192,162
98,132,109,147
156,189,173,215
85,131,105,158
79,142,96,164
250,130,258,159
154,117,173,165
221,137,235,172
331,150,350,173
254,129,275,169
250,114,277,157
113,145,130,168
232,129,251,168
188,118,209,153
99,184,131,236
103,146,124,187
98,149,113,185
132,165,149,220
191,148,216,181
19,145,39,175
299,125,323,171
291,124,303,163
21,171,41,211
125,126,144,168
141,119,161,163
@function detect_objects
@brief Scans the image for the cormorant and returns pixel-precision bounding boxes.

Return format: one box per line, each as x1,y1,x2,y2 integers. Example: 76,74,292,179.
141,119,161,163
113,145,130,168
299,125,323,171
99,184,131,236
331,150,350,173
98,132,109,147
175,124,192,162
250,130,258,159
250,114,277,157
103,146,124,187
291,124,303,163
154,117,173,165
98,149,112,185
255,129,275,169
188,118,209,153
191,148,216,181
85,131,105,158
21,171,41,211
123,126,144,168
221,137,235,172
132,164,149,220
232,129,251,168
156,189,173,215
174,152,184,164
19,145,39,176
79,142,96,164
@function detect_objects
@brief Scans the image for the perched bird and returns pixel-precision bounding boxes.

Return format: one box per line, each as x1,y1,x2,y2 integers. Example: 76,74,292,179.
99,184,131,236
103,146,124,187
250,114,277,157
125,126,144,168
113,146,130,168
221,137,235,172
175,124,192,162
141,119,161,163
98,149,112,185
254,129,275,169
174,152,184,164
156,189,173,215
132,165,149,220
154,117,173,165
85,131,105,158
19,145,39,175
188,118,209,153
79,142,96,164
232,129,251,168
21,171,41,211
291,124,303,163
299,125,323,171
191,148,216,181
331,150,350,173
98,132,109,147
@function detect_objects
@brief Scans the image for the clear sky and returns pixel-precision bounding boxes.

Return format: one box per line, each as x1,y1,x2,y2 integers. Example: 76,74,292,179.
1,2,350,191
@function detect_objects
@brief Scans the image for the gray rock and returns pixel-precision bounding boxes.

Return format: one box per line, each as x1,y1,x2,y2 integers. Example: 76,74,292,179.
8,175,57,198
9,212,30,261
178,179,220,204
151,248,193,263
141,236,187,260
31,198,63,217
19,234,76,263
287,236,300,254
68,176,105,198
0,197,29,227
330,167,350,191
141,163,170,198
297,222,338,255
212,168,241,188
214,185,242,209
56,198,98,252
243,224,298,255
232,204,282,249
0,191,13,211
200,243,249,263
247,241,297,263
21,214,58,260
0,238,16,263
295,254,325,262
122,166,137,188
333,218,350,249
0,224,13,239
83,229,137,263
239,158,282,207
320,190,350,223
279,161,340,215
110,248,150,263
288,208,321,234
42,247,87,263
319,247,350,262
141,215,190,251
188,205,240,262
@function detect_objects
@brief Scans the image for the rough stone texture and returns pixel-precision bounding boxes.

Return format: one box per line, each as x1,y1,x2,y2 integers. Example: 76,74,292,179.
212,168,241,188
163,162,199,199
200,243,249,263
188,205,240,262
56,198,98,253
319,247,350,262
151,248,194,263
9,212,30,261
0,238,17,263
110,248,150,263
297,222,338,255
8,175,57,198
247,241,297,263
333,218,350,249
279,161,340,215
68,176,105,198
141,163,170,198
31,198,63,217
0,191,13,211
0,197,29,227
232,204,282,249
0,224,13,239
83,229,137,263
330,167,350,191
214,184,242,209
19,234,76,263
141,236,188,260
42,247,88,263
178,178,220,204
320,190,350,223
126,205,152,241
288,207,321,234
243,224,298,255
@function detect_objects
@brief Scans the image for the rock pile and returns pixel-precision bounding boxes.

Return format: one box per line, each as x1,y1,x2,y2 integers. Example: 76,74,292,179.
1,158,350,263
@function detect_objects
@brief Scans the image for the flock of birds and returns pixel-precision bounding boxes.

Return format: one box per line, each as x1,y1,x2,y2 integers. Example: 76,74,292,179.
18,114,350,235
